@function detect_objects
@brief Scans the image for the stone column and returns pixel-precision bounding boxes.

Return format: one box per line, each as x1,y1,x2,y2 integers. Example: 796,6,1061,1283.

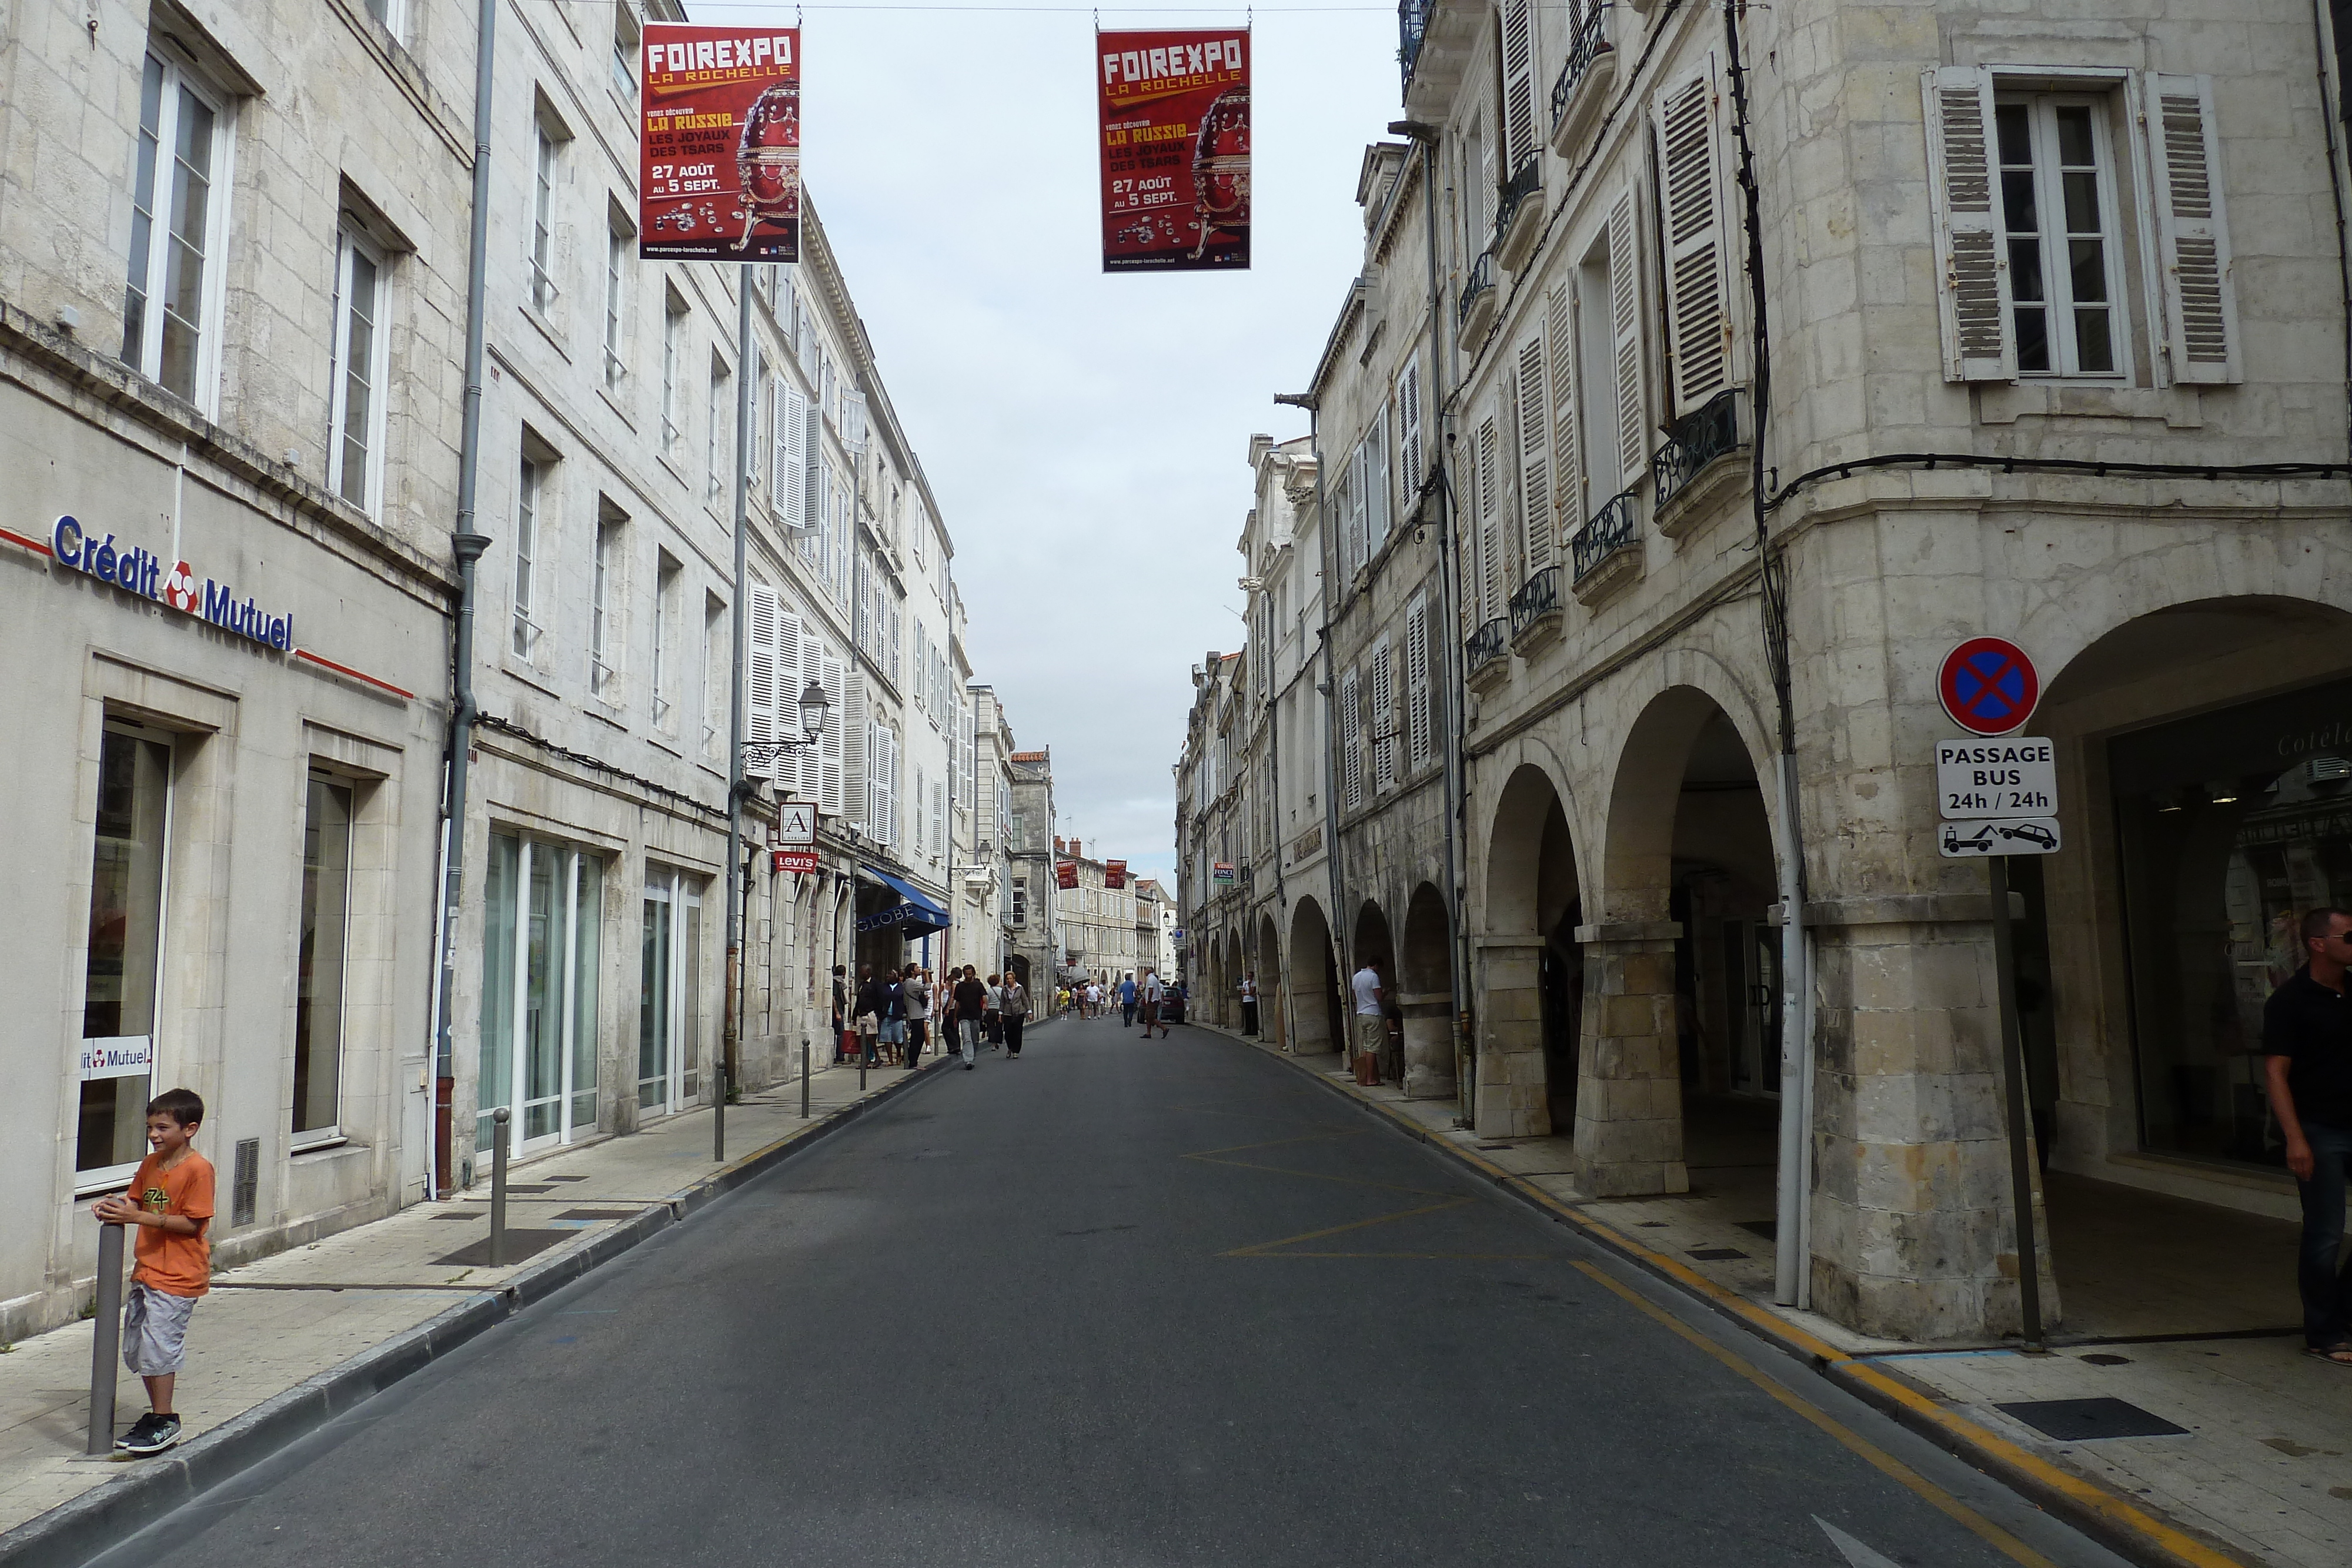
1808,898,2062,1340
1398,990,1456,1099
1473,937,1551,1136
1287,969,1334,1052
1572,922,1689,1196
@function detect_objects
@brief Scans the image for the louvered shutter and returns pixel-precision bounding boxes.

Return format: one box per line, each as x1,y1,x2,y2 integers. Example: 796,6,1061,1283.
1922,66,2014,382
1367,409,1392,552
746,585,781,780
1371,639,1397,794
797,629,825,802
2143,73,2239,385
801,402,823,528
1516,337,1553,572
820,654,846,815
777,386,807,526
1546,283,1581,533
1476,416,1502,620
1339,667,1364,810
1501,0,1537,172
1607,191,1648,486
1656,69,1730,415
1398,358,1424,508
933,778,946,858
842,673,867,828
912,619,927,709
1405,594,1432,771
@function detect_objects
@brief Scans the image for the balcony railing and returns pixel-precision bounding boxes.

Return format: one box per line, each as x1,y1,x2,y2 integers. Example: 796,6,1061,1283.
1549,4,1613,131
1491,154,1541,249
1651,390,1743,511
1399,0,1432,93
1457,249,1496,329
1571,487,1641,581
1465,617,1510,677
1508,566,1561,639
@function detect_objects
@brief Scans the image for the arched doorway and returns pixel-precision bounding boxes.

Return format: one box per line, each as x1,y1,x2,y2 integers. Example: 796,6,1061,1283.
1285,897,1341,1054
1352,899,1397,1081
1590,688,1778,1202
1223,928,1245,1028
1479,764,1581,1137
1399,882,1455,1099
1255,911,1284,1047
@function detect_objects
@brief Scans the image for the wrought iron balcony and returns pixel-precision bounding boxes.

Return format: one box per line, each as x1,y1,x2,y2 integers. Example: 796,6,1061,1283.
1456,249,1497,330
1549,4,1615,133
1651,390,1743,511
1492,155,1541,246
1398,0,1432,93
1508,566,1561,641
1465,617,1510,678
1571,487,1641,581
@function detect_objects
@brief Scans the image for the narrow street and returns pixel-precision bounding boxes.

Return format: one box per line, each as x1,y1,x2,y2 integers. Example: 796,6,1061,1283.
91,1019,2124,1568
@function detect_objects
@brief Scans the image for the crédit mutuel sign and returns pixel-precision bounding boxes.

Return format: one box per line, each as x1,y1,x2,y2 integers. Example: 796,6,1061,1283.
51,514,295,651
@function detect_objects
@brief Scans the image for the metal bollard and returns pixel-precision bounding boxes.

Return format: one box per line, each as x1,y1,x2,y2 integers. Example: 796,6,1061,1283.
489,1106,511,1267
713,1061,726,1163
85,1221,126,1455
800,1040,810,1119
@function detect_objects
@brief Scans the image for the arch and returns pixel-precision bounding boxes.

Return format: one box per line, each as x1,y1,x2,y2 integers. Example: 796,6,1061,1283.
1255,910,1284,1047
1475,763,1583,1136
1285,895,1341,1055
1350,897,1398,1080
1223,927,1245,1028
1398,881,1455,1099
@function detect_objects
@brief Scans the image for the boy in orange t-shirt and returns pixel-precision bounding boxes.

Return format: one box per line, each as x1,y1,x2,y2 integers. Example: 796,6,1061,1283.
91,1087,213,1456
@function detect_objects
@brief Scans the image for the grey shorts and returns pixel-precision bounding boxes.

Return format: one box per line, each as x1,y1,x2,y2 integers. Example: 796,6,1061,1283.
123,1281,196,1376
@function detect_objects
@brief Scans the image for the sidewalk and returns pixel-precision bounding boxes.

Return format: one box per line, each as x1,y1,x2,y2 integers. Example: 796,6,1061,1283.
1212,1022,2348,1568
0,1045,967,1563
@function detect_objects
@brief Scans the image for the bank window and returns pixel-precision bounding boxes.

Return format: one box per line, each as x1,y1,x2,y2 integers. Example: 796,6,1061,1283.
610,3,640,100
1996,96,2125,377
122,52,230,407
78,723,174,1189
479,834,602,1155
293,772,353,1148
328,230,387,511
706,354,729,504
660,287,685,457
651,550,680,727
590,507,622,696
639,867,704,1114
513,452,545,658
530,112,563,312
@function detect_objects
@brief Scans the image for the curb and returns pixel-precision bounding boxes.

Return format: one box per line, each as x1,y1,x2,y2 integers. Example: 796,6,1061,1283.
1224,1027,2259,1568
0,1059,948,1568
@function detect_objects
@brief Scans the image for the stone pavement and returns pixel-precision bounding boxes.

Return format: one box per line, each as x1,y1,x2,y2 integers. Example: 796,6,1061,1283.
1218,1024,2350,1568
0,1047,953,1549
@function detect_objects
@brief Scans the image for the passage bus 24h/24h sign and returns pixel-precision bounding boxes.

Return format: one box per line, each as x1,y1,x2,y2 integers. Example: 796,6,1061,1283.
1935,738,2062,859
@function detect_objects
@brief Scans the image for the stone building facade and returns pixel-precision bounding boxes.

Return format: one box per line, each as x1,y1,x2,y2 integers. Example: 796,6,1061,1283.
1007,749,1061,999
1185,0,2352,1342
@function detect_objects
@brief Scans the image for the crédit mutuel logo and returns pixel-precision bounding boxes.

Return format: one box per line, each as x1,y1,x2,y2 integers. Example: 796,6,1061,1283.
51,514,294,652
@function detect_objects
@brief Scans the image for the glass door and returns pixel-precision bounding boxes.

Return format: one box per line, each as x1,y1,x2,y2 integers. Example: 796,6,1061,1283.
479,834,602,1158
78,722,174,1190
637,867,703,1115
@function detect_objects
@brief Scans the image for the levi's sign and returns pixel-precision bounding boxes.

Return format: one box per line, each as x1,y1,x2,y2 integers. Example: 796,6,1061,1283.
52,515,295,652
1936,738,2057,820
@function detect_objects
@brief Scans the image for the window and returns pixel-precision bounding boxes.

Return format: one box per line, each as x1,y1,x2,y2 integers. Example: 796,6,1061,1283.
610,4,640,99
702,593,725,758
530,116,561,312
706,355,729,503
480,835,602,1151
513,453,544,658
638,866,704,1114
652,551,680,726
603,210,631,384
328,232,387,511
78,723,173,1186
590,510,622,696
122,52,228,405
1995,97,2124,377
362,0,403,35
294,772,353,1145
660,289,685,456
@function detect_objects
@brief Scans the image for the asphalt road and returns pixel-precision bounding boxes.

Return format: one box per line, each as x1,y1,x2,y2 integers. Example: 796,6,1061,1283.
91,1017,2130,1568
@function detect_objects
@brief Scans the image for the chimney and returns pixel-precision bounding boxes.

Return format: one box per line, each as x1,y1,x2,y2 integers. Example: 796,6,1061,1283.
1069,840,1081,860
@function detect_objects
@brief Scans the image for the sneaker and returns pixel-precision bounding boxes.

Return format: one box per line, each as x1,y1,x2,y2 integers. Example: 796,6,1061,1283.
119,1413,181,1456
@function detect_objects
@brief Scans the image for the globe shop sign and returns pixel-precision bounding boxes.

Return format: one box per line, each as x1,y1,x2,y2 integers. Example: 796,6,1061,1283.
52,514,294,651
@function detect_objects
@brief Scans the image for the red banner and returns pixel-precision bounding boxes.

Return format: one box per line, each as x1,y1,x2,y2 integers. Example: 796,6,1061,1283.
1056,860,1080,890
1105,860,1128,889
639,24,800,262
1097,29,1250,272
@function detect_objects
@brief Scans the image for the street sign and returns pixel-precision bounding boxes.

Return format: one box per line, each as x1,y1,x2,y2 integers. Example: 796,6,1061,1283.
1939,817,2062,858
1938,637,2040,737
1171,927,1187,945
1212,861,1234,885
776,800,817,847
1935,738,2056,820
771,846,820,874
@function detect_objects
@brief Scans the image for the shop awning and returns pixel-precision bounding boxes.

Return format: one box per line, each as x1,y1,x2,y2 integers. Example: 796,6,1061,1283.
856,865,951,934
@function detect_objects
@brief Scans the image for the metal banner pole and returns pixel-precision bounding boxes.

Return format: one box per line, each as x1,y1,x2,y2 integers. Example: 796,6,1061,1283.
85,1222,125,1455
801,1039,811,1118
489,1106,511,1267
1988,855,2045,1350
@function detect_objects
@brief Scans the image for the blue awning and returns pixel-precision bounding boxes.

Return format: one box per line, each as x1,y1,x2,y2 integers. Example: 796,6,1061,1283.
856,865,951,934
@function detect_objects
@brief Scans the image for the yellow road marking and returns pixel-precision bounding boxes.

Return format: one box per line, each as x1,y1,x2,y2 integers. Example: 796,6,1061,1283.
1222,1198,1475,1256
1573,1262,2056,1568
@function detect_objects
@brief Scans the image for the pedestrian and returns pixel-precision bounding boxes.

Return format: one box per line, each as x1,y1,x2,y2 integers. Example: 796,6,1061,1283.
878,968,908,1066
2264,906,2352,1366
1119,971,1137,1028
1240,970,1259,1035
831,964,850,1065
1003,972,1029,1057
1351,957,1387,1081
91,1087,214,1456
1087,981,1103,1018
984,974,1004,1048
853,965,886,1068
955,965,988,1068
903,966,931,1066
1140,967,1167,1038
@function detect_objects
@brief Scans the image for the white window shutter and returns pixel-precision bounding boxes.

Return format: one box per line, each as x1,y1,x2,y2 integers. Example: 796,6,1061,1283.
844,677,868,830
1398,359,1423,509
1475,416,1502,621
1367,409,1392,552
1371,638,1396,793
779,386,807,526
1339,667,1364,810
1501,0,1538,170
802,402,823,528
1516,338,1552,573
2143,73,2239,385
769,377,788,515
1405,594,1432,772
1607,191,1648,486
1546,283,1581,533
820,653,846,815
746,586,781,780
933,778,945,858
1922,66,2014,382
796,629,824,802
1656,68,1730,416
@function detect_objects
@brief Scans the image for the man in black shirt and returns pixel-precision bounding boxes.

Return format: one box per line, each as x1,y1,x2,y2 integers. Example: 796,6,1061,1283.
2262,905,2352,1366
954,967,988,1069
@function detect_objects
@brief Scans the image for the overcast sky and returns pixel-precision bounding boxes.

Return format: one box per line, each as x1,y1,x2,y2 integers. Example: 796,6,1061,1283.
707,0,1402,880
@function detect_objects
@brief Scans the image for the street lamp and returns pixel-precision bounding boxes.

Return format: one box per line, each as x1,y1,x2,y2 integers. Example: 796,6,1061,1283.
740,677,830,773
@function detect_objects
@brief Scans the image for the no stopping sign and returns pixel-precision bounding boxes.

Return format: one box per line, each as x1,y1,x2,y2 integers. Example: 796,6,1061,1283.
1938,637,2039,737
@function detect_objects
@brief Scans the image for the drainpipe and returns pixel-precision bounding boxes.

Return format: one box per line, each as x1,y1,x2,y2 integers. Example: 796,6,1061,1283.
721,270,753,1157
432,0,499,1197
